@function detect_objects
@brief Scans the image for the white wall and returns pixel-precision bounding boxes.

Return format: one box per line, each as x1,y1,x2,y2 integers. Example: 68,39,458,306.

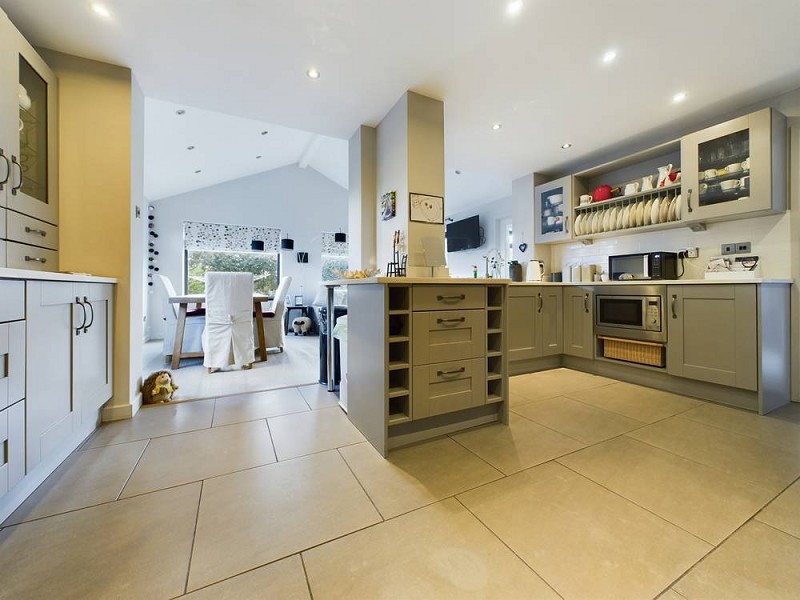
147,164,347,339
445,196,513,278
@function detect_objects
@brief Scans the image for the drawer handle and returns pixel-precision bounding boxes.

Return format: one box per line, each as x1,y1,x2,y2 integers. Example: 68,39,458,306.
436,317,466,324
24,256,47,264
437,367,466,377
11,155,23,195
436,294,466,302
25,226,47,237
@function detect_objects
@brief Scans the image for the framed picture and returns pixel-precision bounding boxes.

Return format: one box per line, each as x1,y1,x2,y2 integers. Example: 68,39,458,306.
294,295,304,306
409,193,444,224
380,191,396,221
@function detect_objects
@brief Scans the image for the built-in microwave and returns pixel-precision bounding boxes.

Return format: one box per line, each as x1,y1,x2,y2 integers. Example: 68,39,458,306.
594,284,667,343
608,252,678,281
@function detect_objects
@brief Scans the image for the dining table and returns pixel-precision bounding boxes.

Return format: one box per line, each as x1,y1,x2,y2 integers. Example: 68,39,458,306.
168,293,272,369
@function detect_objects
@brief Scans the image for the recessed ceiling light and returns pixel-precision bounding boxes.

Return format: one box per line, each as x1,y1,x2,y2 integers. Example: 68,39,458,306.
306,68,320,79
187,145,195,150
455,170,462,175
506,0,523,17
491,123,502,131
256,155,262,159
602,50,617,64
90,2,111,18
261,130,269,135
672,91,687,103
176,109,186,115
561,143,573,149
194,169,202,174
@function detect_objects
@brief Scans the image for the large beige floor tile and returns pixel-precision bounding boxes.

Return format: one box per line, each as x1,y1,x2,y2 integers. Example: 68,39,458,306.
514,395,646,444
121,420,276,498
84,399,215,448
268,406,364,460
187,450,380,591
756,479,800,538
628,417,800,492
303,498,559,600
212,387,310,427
458,462,711,600
674,521,800,600
339,439,502,519
184,555,310,599
4,440,147,526
510,368,614,403
0,483,200,600
297,384,341,410
657,590,687,600
681,402,800,453
559,436,774,544
567,381,701,423
451,413,583,475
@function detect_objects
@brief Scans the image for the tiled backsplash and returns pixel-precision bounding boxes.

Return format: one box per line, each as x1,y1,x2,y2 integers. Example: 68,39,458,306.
549,212,791,280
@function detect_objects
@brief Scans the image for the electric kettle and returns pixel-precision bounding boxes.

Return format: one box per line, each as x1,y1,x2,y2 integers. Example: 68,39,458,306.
526,260,544,282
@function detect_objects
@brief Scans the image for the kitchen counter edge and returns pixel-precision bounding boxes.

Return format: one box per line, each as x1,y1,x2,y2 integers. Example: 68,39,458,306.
326,277,511,286
0,268,118,284
510,278,791,286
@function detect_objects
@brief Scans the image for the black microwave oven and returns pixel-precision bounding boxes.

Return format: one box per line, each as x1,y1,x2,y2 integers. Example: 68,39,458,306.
608,252,678,281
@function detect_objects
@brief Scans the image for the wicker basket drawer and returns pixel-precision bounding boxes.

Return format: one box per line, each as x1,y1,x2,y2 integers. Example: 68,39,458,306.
600,336,665,367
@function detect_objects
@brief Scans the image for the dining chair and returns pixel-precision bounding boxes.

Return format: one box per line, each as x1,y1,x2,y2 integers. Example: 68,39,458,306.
262,276,292,352
155,274,205,361
202,272,255,372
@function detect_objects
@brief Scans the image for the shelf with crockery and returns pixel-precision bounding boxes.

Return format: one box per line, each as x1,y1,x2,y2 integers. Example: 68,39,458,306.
573,184,686,239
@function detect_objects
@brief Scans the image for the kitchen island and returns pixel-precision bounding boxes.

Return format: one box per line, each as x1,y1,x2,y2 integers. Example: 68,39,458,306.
327,278,509,456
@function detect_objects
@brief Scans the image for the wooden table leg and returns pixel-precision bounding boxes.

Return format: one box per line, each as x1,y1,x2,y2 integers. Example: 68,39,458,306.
254,300,267,362
172,303,188,370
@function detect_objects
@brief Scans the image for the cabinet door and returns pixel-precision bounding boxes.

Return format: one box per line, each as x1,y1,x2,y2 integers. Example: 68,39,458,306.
507,288,539,361
0,13,15,208
681,108,784,222
26,281,76,470
667,285,757,390
5,20,58,226
73,283,113,421
564,288,594,359
539,288,563,356
534,176,573,244
0,399,25,499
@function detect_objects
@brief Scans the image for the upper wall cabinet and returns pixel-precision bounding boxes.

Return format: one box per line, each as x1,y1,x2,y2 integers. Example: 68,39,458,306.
681,108,785,223
534,175,572,244
0,10,58,226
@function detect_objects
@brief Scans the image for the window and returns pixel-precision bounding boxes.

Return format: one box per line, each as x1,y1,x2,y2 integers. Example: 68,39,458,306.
320,231,348,281
185,249,280,295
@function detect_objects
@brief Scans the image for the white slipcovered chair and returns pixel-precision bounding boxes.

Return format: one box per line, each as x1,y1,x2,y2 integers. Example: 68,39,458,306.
202,272,255,371
156,275,204,360
261,276,292,352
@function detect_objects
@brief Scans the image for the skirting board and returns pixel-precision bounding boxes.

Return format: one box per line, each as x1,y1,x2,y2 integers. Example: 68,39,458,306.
102,394,140,422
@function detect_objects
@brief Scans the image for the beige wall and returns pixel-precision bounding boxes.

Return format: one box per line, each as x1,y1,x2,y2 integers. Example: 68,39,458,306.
40,49,136,418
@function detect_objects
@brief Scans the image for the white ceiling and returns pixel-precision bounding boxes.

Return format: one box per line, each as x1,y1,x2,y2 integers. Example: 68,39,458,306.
3,0,800,209
143,98,347,200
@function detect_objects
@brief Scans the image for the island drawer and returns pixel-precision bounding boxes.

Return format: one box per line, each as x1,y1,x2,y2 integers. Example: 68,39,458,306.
412,358,486,419
412,309,486,365
0,280,25,323
412,285,485,311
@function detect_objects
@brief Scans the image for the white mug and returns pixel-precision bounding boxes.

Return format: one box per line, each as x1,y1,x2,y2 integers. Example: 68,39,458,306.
699,183,708,193
579,194,593,205
624,182,640,195
641,175,654,191
704,169,717,179
719,179,740,191
726,163,742,173
742,157,751,170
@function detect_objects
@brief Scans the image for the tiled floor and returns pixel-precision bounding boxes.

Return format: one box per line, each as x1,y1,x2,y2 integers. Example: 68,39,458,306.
2,368,800,599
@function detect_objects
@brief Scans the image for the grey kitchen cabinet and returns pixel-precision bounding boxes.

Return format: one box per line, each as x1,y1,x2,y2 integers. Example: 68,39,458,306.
667,284,757,391
563,286,594,359
0,400,25,500
0,279,25,501
508,286,562,362
26,280,113,470
681,108,785,223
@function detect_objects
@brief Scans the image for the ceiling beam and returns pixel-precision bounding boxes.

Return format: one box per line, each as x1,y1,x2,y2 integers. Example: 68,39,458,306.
297,134,323,168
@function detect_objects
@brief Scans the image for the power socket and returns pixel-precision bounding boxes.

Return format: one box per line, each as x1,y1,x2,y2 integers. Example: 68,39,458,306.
736,242,751,254
721,243,736,255
678,247,699,259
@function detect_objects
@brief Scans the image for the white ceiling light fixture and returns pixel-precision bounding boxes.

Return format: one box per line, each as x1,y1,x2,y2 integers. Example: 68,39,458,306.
506,0,523,17
90,2,111,19
176,109,186,115
194,169,202,174
672,91,688,103
561,142,572,149
187,145,195,150
602,49,617,64
306,68,321,80
491,123,502,131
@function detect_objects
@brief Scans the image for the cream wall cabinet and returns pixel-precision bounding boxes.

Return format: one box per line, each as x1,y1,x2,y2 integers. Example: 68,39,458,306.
563,286,594,359
680,108,785,223
534,176,573,244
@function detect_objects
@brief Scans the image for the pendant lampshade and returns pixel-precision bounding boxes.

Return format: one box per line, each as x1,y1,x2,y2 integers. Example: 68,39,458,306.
280,234,294,250
334,230,347,243
250,240,265,251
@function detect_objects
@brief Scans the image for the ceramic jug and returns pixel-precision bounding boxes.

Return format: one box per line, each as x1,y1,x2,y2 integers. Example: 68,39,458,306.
641,175,654,191
657,164,673,188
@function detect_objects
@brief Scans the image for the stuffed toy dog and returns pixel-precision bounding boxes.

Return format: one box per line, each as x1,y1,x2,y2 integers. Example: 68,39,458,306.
141,370,178,404
292,317,312,335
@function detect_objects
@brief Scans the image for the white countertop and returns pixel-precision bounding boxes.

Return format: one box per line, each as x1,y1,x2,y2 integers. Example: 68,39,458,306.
326,277,511,286
0,267,118,284
510,278,791,286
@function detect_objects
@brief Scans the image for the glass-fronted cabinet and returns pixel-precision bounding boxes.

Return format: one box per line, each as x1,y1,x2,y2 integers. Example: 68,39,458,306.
681,108,785,222
0,10,58,226
533,175,572,244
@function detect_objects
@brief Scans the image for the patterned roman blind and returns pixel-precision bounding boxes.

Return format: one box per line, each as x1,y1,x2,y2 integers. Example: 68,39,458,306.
321,232,348,256
183,221,281,252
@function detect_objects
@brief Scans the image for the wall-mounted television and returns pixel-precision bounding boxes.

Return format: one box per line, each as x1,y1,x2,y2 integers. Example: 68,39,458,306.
446,215,482,252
